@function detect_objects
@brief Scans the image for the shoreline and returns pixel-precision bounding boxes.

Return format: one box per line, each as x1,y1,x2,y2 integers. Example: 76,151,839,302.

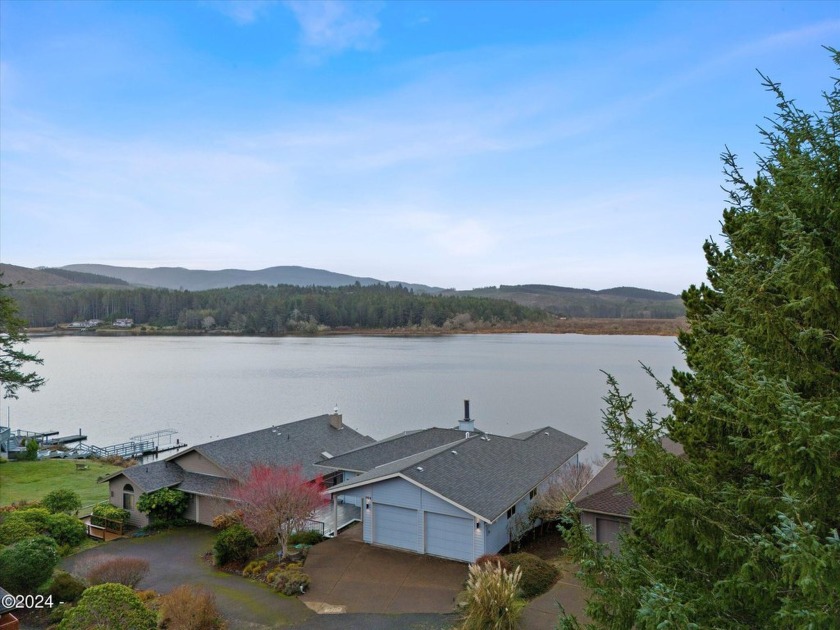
27,318,687,338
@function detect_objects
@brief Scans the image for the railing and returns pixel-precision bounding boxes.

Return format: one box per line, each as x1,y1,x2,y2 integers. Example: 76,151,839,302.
303,519,325,535
69,439,155,459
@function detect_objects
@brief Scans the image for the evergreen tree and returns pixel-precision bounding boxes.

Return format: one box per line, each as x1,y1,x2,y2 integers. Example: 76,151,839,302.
0,280,45,398
561,52,840,629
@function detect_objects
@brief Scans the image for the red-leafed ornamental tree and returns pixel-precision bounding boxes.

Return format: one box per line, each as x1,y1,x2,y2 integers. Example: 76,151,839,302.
232,464,328,557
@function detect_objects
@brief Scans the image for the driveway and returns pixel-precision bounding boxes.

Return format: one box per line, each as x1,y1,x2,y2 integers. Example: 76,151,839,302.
60,526,458,629
301,524,467,615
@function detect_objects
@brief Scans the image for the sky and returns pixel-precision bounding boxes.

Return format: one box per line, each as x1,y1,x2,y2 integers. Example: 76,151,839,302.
0,1,837,293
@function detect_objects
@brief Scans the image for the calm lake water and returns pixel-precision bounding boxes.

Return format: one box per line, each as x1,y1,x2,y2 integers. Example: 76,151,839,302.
5,334,685,461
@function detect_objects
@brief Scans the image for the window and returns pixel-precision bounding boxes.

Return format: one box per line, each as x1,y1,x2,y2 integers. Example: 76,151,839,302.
529,488,537,500
507,505,516,519
123,483,134,510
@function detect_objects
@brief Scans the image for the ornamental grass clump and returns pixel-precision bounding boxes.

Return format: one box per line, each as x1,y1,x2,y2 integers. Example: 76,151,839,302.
461,562,525,630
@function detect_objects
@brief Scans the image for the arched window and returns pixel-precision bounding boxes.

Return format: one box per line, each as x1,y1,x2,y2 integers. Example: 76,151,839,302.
123,484,134,510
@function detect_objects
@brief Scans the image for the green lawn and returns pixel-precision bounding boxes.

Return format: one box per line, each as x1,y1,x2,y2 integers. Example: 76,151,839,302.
0,458,121,507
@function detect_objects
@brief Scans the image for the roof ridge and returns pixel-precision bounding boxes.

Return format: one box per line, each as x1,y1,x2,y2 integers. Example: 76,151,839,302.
374,436,471,470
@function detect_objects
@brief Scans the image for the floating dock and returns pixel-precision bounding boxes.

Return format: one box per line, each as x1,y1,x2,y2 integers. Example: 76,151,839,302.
5,426,186,461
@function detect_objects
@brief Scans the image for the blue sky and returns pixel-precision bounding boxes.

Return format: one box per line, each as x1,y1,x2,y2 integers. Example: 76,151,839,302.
1,1,837,292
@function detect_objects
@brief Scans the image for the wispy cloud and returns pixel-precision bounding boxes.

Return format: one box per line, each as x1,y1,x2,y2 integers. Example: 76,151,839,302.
395,212,500,257
204,0,278,25
284,0,382,55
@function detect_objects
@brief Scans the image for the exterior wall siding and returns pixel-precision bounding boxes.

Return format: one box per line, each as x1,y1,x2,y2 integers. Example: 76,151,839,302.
173,451,229,477
183,494,197,521
484,515,509,555
194,495,235,526
108,479,148,528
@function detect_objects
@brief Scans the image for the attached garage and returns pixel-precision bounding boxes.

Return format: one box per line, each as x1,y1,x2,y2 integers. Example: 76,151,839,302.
373,504,419,552
425,512,474,562
595,517,628,553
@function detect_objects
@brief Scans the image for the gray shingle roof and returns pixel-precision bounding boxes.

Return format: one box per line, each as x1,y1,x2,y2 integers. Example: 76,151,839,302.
330,426,587,522
315,427,468,472
188,414,375,481
574,482,636,517
179,472,236,499
106,414,373,498
105,460,184,493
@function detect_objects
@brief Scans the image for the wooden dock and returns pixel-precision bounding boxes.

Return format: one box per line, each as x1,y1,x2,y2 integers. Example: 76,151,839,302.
13,426,186,461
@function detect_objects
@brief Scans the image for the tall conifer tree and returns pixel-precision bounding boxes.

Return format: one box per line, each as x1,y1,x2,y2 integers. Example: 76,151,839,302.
561,51,840,629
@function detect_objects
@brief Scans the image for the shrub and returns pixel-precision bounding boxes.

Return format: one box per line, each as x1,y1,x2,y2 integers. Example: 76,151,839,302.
85,555,150,588
267,568,310,596
42,489,83,514
504,552,559,598
47,570,87,603
58,583,156,630
0,535,58,593
213,523,255,565
0,517,37,545
242,559,268,578
0,507,59,546
135,589,158,603
158,584,225,629
24,438,40,460
211,510,243,530
49,602,74,626
46,512,87,546
288,530,325,546
136,488,189,523
91,503,130,527
461,562,525,630
475,554,511,572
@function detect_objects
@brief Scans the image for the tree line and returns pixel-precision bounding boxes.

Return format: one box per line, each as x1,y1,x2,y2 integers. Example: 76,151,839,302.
10,283,550,332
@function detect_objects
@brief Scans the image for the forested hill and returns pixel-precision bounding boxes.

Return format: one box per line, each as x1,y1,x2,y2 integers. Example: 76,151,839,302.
61,263,442,294
0,263,128,288
447,284,685,318
11,283,549,332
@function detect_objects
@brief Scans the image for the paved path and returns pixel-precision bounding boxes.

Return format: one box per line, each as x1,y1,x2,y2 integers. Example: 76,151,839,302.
520,560,589,630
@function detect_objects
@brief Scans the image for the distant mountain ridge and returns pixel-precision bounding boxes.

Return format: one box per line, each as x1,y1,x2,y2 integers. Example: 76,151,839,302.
0,263,128,288
3,263,685,319
60,264,443,294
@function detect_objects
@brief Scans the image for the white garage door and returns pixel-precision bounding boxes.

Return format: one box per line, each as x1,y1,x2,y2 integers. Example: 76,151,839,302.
373,504,418,552
425,512,474,562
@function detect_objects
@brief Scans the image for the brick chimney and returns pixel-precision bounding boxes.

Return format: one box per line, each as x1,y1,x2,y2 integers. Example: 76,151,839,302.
329,406,343,430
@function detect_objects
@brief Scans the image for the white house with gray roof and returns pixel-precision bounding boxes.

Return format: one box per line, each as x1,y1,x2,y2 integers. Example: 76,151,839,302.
101,412,374,527
317,403,586,563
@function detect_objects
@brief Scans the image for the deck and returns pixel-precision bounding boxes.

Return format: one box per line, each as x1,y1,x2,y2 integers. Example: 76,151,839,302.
310,503,361,537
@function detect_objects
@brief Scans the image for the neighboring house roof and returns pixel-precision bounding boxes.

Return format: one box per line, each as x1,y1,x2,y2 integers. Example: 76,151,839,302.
315,427,468,473
329,426,587,523
102,414,374,497
173,414,375,482
100,460,184,493
573,436,685,518
574,481,637,517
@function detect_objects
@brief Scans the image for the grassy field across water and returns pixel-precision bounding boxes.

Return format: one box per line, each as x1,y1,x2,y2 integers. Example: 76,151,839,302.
0,458,121,507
